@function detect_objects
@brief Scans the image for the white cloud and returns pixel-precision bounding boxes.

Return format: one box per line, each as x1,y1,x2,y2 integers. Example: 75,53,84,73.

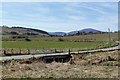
2,2,118,32
81,5,106,14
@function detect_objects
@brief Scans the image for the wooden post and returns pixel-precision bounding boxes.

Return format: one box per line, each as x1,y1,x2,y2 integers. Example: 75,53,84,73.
20,49,21,54
108,28,111,47
28,49,30,54
4,49,6,55
11,49,13,54
68,49,70,55
55,48,56,53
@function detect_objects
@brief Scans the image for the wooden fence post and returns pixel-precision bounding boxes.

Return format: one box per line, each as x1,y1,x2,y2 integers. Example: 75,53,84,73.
4,49,6,55
68,49,70,55
55,48,56,53
11,49,13,54
28,49,30,54
20,49,21,54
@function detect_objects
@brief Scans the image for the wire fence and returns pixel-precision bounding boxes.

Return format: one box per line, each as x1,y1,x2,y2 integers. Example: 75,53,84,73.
0,47,92,56
0,43,119,56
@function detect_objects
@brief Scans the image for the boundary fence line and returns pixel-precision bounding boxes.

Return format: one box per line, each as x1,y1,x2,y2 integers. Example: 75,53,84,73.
0,45,119,60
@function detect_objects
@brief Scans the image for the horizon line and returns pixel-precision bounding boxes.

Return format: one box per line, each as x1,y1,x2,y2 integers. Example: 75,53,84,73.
1,25,118,33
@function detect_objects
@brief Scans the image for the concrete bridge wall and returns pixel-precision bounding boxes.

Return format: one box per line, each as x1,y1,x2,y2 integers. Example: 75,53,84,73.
41,54,72,63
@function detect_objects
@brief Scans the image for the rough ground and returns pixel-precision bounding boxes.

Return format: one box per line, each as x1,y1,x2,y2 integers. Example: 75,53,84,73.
2,50,119,78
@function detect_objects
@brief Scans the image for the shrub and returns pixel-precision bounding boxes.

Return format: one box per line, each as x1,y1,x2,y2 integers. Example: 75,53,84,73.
25,38,31,41
58,37,64,41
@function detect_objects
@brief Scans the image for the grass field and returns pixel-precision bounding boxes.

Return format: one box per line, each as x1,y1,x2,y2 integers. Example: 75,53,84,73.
2,41,113,49
2,33,118,50
2,33,118,42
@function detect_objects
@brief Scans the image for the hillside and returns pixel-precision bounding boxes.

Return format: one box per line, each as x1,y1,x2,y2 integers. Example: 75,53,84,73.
1,26,49,36
68,28,102,35
1,26,104,36
48,28,102,36
80,28,102,33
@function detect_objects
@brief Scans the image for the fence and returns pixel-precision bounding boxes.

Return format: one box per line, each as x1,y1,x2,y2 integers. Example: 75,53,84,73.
1,44,119,56
1,48,71,56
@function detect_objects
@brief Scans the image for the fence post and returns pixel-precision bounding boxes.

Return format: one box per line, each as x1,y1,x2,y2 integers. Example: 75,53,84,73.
28,49,30,54
11,49,13,54
55,48,56,53
68,49,70,55
4,49,6,55
20,49,21,54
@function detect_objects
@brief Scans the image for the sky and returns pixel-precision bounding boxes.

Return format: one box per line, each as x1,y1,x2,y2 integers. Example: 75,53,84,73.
1,2,118,32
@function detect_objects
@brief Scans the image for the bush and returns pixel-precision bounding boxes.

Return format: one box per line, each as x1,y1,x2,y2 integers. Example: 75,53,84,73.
58,37,64,41
25,38,31,41
10,31,18,35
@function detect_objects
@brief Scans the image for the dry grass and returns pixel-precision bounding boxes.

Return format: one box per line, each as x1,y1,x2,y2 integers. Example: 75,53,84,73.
72,50,119,66
2,62,118,78
2,50,119,78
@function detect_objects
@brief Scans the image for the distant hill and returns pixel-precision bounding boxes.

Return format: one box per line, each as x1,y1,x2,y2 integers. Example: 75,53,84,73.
48,32,66,36
68,28,102,35
80,28,102,33
1,26,103,36
1,26,49,36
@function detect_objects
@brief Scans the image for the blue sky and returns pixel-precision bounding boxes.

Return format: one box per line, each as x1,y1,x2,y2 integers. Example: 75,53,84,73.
1,2,118,32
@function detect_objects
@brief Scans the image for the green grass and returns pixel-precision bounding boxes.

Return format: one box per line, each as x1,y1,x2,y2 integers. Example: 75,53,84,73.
2,33,118,49
2,41,112,49
2,33,118,42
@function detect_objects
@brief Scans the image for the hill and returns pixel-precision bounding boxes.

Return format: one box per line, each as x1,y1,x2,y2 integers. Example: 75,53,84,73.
1,26,49,36
48,28,102,36
68,28,102,35
1,26,103,36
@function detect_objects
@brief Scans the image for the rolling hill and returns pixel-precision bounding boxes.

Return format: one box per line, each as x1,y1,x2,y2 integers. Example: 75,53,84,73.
1,26,103,36
1,26,49,36
68,28,102,35
49,28,102,36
